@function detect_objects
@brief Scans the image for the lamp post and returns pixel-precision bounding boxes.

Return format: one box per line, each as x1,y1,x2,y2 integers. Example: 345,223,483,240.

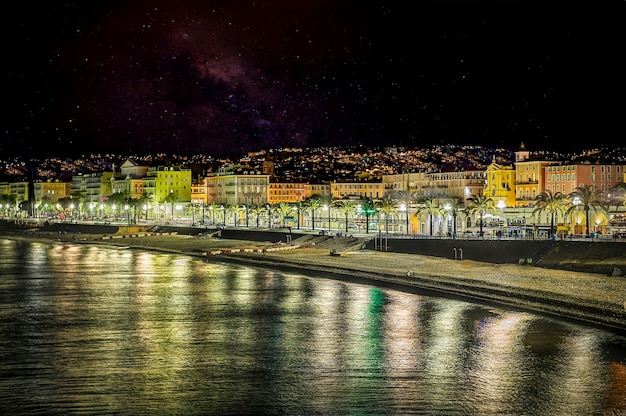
444,203,454,238
293,206,300,230
497,200,506,236
399,203,407,235
173,204,180,222
323,204,331,233
572,196,581,236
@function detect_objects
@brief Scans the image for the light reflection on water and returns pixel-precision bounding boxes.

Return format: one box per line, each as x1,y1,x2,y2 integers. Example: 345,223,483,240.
0,238,625,415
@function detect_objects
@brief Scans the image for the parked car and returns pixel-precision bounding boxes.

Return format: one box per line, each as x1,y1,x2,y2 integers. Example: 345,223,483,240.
612,232,626,239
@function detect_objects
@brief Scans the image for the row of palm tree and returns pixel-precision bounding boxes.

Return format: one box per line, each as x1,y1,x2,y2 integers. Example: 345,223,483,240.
5,183,623,237
533,184,607,237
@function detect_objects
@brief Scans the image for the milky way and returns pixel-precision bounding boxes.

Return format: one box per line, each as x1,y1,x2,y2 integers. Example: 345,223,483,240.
2,1,624,158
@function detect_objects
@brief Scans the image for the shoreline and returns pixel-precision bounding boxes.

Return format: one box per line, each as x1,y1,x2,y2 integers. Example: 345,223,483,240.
3,229,626,335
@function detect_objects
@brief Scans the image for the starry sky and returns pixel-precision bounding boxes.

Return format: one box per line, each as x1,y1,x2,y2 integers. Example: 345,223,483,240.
2,1,624,158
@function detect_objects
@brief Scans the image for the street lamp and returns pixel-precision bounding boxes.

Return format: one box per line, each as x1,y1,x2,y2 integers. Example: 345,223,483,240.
572,196,581,236
293,206,300,230
323,204,330,233
444,203,456,238
497,200,506,235
175,204,182,222
399,203,407,235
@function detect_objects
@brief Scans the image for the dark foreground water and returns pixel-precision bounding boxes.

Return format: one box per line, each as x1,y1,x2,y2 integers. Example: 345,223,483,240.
1,238,625,415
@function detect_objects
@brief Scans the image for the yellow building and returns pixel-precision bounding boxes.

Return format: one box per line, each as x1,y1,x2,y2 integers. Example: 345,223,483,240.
191,177,208,205
514,159,558,207
268,182,309,204
383,170,484,206
484,161,516,207
70,172,114,203
425,170,486,204
308,183,331,199
203,164,270,206
331,180,384,199
382,172,429,200
143,165,192,204
34,179,71,204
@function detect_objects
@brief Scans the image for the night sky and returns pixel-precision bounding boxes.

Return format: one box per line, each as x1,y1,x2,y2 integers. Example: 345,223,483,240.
2,1,624,158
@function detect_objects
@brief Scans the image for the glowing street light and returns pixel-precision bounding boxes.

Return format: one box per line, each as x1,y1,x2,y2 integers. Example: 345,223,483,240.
323,204,331,233
497,200,506,232
293,206,300,230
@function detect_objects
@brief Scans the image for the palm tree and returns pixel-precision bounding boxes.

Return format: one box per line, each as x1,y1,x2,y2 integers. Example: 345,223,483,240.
186,202,200,225
163,193,178,220
334,199,356,233
292,201,305,230
466,194,497,237
39,195,52,218
305,196,322,231
394,190,415,234
249,204,266,228
414,198,443,236
377,197,398,234
70,191,85,220
276,202,293,226
123,195,140,225
359,197,377,234
533,191,568,238
265,203,274,227
443,197,464,238
138,192,153,222
229,204,244,226
321,195,334,231
207,202,221,225
0,194,17,217
569,185,607,236
607,183,626,210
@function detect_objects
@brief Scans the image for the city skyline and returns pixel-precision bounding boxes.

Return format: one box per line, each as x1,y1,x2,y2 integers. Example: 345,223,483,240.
2,1,624,158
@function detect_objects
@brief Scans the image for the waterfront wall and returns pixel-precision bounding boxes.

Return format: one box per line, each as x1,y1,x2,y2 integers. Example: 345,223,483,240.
364,237,553,264
363,236,626,275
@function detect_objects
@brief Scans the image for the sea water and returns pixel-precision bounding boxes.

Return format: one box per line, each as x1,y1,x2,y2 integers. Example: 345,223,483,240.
0,238,624,415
